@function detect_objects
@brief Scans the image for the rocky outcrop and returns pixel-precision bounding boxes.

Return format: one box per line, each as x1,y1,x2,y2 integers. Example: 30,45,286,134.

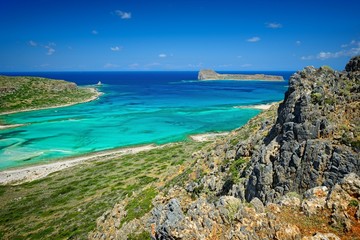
144,173,360,240
198,69,284,81
346,55,360,72
243,57,360,203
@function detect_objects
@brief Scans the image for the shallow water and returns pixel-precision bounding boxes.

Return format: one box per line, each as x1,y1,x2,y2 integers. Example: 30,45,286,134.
0,71,292,169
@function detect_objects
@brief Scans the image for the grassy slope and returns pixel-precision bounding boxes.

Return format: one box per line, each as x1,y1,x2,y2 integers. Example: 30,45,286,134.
0,75,97,113
0,142,207,239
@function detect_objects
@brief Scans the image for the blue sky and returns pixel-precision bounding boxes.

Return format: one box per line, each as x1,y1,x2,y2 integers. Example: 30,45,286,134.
1,0,359,71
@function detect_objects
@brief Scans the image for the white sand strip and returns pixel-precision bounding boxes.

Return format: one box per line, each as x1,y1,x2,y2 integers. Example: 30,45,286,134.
190,132,230,142
0,124,25,130
234,103,275,110
0,144,157,185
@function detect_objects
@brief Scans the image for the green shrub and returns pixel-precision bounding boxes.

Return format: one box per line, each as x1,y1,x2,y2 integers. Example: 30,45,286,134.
311,92,323,104
128,231,151,240
348,199,359,208
121,187,158,226
321,65,334,71
229,158,246,181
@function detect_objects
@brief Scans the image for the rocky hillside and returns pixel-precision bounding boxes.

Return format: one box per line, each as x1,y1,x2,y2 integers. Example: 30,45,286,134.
91,57,360,239
0,75,98,113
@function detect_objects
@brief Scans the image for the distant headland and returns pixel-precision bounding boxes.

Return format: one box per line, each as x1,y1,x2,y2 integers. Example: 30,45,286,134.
198,69,284,81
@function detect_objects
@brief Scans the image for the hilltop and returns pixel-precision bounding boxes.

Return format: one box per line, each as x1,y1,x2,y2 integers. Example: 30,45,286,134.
0,75,100,114
198,69,284,81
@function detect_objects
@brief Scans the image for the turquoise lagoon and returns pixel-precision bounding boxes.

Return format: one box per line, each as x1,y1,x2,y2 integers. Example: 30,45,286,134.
0,71,291,169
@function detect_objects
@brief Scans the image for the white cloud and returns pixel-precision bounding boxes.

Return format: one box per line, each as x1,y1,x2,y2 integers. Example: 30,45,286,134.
241,64,252,68
29,40,37,47
301,56,313,60
341,40,357,48
115,10,131,19
44,43,56,55
301,40,360,60
158,53,167,58
187,63,203,69
92,30,98,35
104,63,120,68
247,37,260,42
128,63,139,68
45,47,55,55
146,62,161,67
266,22,282,29
218,64,233,68
296,40,301,46
110,46,122,51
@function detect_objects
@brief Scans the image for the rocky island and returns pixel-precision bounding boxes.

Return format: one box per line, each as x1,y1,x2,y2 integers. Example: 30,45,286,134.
198,69,284,81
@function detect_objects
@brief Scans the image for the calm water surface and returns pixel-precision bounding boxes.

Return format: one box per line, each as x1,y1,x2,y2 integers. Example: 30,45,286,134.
0,71,292,169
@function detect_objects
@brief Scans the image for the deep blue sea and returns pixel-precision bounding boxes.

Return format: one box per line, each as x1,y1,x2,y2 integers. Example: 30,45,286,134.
0,71,293,169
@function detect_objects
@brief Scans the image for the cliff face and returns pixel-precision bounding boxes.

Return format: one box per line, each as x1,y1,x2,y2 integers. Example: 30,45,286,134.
198,69,284,81
91,57,360,240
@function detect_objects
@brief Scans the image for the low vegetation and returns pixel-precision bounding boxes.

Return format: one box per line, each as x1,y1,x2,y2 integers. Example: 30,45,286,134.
0,141,207,239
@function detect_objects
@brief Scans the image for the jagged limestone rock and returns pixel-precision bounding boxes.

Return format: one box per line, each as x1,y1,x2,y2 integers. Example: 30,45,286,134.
346,55,360,72
244,60,360,203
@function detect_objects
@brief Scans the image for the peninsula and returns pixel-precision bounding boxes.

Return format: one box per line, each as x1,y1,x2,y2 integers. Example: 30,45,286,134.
0,75,101,115
198,69,284,81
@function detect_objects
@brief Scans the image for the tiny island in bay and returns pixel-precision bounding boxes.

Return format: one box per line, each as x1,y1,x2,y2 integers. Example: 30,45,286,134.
198,69,284,81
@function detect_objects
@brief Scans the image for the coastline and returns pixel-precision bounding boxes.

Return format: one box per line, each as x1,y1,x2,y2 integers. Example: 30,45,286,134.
190,132,230,142
0,131,231,185
0,87,102,116
0,144,157,185
0,101,271,185
234,102,277,110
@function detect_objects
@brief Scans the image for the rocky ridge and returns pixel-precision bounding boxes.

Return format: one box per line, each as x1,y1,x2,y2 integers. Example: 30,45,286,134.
91,57,360,239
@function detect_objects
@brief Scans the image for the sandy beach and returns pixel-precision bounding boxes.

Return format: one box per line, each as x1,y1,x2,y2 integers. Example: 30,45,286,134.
0,144,157,185
190,132,230,142
235,103,276,110
0,130,229,185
